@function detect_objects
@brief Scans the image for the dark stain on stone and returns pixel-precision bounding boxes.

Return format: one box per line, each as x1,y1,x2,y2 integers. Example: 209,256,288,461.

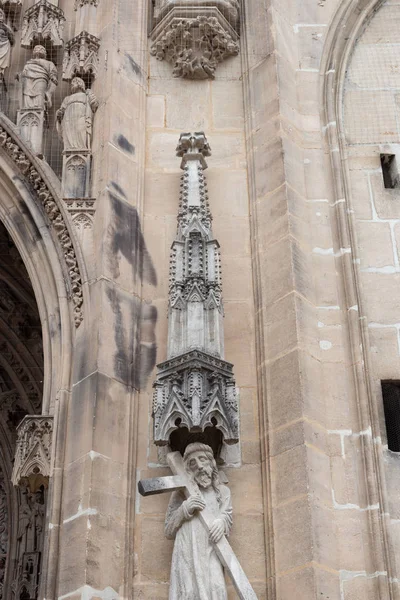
106,190,158,389
108,191,157,287
116,134,135,155
126,53,142,77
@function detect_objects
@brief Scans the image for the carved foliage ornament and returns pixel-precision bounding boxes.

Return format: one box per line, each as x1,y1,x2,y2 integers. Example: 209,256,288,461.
151,15,239,79
12,416,53,492
21,0,65,49
0,123,84,326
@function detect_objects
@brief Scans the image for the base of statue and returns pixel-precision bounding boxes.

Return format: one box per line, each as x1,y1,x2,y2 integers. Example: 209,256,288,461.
62,149,92,199
17,108,45,157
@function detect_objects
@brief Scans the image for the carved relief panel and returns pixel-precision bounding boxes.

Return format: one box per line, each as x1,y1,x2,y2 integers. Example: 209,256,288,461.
150,0,240,79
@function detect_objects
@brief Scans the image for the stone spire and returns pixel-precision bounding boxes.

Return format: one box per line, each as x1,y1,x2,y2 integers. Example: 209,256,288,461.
152,132,239,456
168,132,223,359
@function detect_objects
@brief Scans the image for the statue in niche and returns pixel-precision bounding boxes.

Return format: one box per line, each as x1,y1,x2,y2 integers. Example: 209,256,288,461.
56,77,98,151
0,9,14,78
18,45,58,111
17,486,45,556
165,443,232,600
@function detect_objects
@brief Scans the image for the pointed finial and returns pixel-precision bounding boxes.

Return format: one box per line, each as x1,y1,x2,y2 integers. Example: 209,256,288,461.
176,132,211,169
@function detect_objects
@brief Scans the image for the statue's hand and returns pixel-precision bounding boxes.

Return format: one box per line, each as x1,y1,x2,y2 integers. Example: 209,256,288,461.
209,518,225,543
184,493,206,516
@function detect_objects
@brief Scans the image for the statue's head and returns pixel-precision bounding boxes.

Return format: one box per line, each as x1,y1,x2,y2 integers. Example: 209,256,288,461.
183,442,219,490
71,77,86,93
33,45,47,59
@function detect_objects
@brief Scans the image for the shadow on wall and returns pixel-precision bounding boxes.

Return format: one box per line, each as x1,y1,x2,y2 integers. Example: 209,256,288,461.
107,181,158,390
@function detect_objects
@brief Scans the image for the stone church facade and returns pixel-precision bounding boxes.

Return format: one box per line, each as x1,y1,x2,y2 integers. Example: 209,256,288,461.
0,0,398,598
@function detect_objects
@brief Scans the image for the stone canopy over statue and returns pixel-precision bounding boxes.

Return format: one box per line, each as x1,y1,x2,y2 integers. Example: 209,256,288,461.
165,443,232,599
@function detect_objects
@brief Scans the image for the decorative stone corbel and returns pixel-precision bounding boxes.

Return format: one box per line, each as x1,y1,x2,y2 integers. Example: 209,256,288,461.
64,198,96,230
21,0,65,49
150,1,240,79
62,30,100,82
11,415,53,493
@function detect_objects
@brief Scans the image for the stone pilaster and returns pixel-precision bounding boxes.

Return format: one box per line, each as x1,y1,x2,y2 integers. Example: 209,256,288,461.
53,0,150,598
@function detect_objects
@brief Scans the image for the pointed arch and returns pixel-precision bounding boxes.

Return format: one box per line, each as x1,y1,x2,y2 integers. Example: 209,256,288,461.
0,113,89,599
0,113,88,413
321,1,395,596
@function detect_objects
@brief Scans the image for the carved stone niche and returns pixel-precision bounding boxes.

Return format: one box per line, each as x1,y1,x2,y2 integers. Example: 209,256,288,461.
150,1,240,80
11,416,53,493
62,30,100,82
21,0,65,49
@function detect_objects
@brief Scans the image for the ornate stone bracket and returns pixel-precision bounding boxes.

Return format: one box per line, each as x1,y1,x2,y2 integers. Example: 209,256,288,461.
11,416,53,493
21,0,65,49
150,2,240,79
153,350,239,446
64,198,96,231
152,133,239,459
62,30,100,81
0,118,84,327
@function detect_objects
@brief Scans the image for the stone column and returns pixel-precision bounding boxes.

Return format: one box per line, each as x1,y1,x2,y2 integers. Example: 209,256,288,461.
242,0,392,598
52,0,150,598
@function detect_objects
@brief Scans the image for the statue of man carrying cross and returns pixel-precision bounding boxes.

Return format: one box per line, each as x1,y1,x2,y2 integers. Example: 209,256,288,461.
138,443,257,600
165,442,232,599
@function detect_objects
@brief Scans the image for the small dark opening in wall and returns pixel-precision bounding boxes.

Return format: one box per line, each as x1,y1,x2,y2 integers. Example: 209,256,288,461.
169,426,223,461
382,381,400,451
380,154,400,189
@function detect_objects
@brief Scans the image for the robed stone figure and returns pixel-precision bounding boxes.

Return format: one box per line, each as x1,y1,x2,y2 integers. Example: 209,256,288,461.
165,443,232,600
56,77,98,151
0,9,14,77
19,45,58,111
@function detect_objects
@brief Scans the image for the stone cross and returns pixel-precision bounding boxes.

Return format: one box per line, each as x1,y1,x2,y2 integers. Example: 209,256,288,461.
138,451,258,600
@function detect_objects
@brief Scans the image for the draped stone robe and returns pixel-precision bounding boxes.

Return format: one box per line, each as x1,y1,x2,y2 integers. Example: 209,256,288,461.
165,484,233,600
0,22,14,75
21,58,58,110
56,90,98,151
